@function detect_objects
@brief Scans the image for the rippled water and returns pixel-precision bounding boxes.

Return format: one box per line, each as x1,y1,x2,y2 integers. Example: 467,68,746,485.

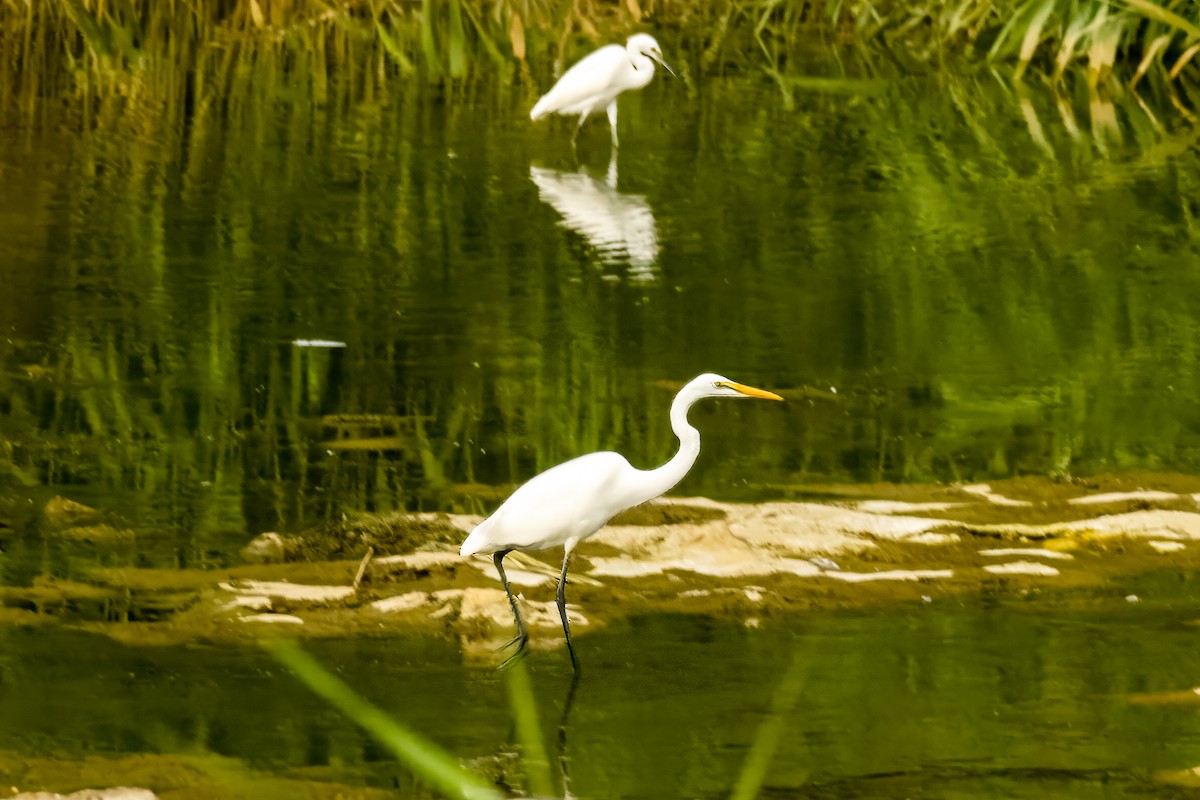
3,60,1200,557
3,41,1200,799
3,581,1200,798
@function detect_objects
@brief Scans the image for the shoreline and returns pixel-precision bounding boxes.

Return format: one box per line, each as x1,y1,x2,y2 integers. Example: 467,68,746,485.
6,472,1200,651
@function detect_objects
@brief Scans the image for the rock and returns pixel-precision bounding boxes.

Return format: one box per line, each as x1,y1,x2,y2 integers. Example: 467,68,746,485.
982,561,1060,576
1069,490,1179,505
14,789,158,800
960,484,1032,507
240,532,289,564
218,581,354,603
222,595,272,611
370,592,429,612
826,569,954,583
980,548,1074,560
240,613,304,624
457,587,586,628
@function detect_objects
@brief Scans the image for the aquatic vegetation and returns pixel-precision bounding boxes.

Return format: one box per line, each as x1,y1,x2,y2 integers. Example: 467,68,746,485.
2,0,1200,103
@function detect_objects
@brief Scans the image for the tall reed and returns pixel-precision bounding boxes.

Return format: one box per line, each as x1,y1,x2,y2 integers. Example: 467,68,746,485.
3,0,1200,100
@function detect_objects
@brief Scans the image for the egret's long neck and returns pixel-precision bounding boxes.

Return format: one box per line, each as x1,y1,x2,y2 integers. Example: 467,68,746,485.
628,54,656,86
635,389,701,504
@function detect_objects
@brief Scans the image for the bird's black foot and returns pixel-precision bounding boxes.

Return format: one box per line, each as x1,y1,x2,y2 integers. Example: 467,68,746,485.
497,632,529,670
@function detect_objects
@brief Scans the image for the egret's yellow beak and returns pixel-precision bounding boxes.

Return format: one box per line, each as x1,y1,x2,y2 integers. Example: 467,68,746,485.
719,381,784,401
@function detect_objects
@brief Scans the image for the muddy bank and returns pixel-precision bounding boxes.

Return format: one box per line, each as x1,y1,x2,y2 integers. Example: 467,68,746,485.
5,474,1200,655
0,749,395,800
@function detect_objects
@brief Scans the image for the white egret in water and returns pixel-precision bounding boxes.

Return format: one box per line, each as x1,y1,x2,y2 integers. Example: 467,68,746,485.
459,374,783,670
530,33,675,148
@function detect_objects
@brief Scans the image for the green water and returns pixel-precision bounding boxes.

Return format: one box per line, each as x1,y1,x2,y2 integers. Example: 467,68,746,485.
3,55,1200,561
3,583,1200,798
4,37,1200,799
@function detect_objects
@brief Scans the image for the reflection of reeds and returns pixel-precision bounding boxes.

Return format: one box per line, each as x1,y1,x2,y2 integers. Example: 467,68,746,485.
3,28,1200,546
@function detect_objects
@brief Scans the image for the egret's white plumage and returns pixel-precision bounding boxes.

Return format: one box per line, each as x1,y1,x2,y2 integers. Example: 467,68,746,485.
461,373,783,669
530,33,674,147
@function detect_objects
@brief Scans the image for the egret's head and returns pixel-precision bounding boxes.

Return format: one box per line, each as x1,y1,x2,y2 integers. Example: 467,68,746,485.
692,373,784,402
627,34,675,76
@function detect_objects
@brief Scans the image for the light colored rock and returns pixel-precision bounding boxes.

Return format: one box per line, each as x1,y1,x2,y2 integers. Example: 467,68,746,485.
458,587,587,628
588,499,932,578
370,592,429,612
960,484,1032,506
1055,510,1200,538
965,510,1200,540
461,552,597,587
1150,540,1186,553
223,595,272,611
745,501,952,543
853,500,966,514
980,548,1074,560
240,532,288,564
218,581,354,603
1069,491,1179,505
241,613,304,624
907,532,961,545
824,569,954,583
439,499,1200,585
776,558,824,576
983,561,1060,576
375,551,463,570
15,790,158,800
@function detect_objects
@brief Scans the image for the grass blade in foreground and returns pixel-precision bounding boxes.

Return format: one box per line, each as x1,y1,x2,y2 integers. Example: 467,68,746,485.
730,649,808,800
503,658,554,798
264,638,504,800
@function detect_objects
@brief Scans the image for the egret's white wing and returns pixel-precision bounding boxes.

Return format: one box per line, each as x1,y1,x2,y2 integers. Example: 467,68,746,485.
461,451,635,554
530,44,627,119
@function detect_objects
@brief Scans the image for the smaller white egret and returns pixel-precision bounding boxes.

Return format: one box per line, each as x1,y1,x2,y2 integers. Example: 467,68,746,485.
530,33,675,148
460,373,783,670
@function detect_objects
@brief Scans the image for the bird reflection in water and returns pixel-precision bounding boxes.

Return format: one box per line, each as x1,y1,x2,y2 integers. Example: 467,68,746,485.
529,155,660,282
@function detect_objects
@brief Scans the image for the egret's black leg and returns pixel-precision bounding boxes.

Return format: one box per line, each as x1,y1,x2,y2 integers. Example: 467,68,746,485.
494,550,528,667
557,550,579,673
557,670,581,795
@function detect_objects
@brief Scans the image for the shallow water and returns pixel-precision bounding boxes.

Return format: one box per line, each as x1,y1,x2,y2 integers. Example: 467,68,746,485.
3,579,1200,798
4,38,1200,800
4,56,1200,562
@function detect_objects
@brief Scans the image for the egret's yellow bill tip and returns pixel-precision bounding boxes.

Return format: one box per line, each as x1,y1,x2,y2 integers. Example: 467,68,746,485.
723,382,784,401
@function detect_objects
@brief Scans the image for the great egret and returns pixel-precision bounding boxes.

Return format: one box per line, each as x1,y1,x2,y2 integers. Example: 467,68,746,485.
530,33,675,148
460,373,783,670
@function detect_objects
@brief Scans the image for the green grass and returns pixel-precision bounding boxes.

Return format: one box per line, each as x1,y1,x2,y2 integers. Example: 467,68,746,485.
2,0,1200,102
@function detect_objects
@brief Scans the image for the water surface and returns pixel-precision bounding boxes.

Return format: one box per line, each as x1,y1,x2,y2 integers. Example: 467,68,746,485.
3,61,1200,564
3,44,1200,800
3,581,1200,798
